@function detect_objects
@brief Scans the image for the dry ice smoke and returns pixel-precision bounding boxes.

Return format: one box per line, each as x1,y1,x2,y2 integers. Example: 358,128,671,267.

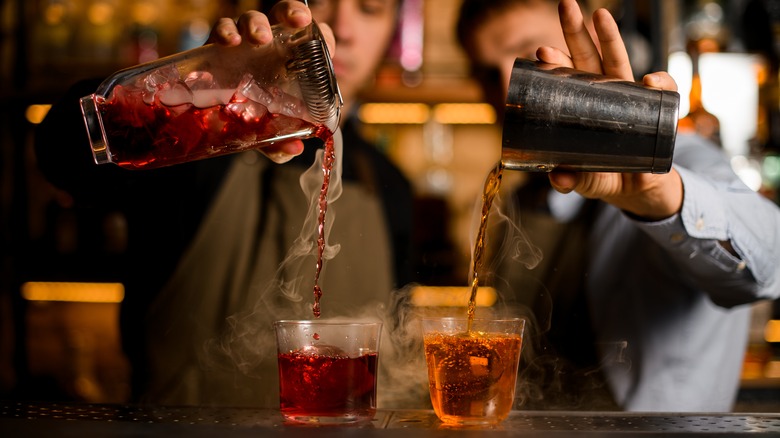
374,286,432,409
473,175,629,410
199,130,347,407
197,129,433,409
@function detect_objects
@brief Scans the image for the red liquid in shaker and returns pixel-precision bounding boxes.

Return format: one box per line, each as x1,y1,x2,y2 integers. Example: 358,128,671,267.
97,83,323,170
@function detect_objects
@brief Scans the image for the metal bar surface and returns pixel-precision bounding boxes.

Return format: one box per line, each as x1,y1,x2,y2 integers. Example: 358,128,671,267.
2,401,780,436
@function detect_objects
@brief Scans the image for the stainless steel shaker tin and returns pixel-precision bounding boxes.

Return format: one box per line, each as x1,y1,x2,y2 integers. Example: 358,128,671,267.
502,59,680,173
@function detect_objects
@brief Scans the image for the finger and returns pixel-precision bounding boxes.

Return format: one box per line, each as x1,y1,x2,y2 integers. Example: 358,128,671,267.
548,171,578,194
592,8,633,80
536,46,574,67
558,0,602,73
643,72,679,92
261,140,305,164
236,10,273,45
206,17,242,46
268,0,313,28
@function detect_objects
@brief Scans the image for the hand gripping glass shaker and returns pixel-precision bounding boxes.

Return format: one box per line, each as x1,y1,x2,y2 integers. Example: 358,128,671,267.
80,21,342,170
502,59,680,173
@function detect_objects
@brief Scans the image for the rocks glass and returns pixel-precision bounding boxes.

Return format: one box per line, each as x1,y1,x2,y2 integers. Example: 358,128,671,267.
274,320,382,424
422,317,525,426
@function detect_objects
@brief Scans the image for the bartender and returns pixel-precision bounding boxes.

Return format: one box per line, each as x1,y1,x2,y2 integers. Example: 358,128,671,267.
456,0,780,411
34,0,413,408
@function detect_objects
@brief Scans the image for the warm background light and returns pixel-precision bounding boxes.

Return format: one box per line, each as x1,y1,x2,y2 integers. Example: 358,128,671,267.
359,103,430,124
433,103,495,125
410,286,497,308
25,104,51,124
43,3,66,25
22,282,125,303
359,103,495,125
86,2,114,26
765,319,780,343
130,2,159,26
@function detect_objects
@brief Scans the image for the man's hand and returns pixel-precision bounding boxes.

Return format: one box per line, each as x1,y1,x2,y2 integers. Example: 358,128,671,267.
533,0,683,221
206,1,336,164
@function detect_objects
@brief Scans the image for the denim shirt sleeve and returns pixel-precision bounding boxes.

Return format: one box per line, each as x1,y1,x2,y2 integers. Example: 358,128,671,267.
629,136,780,306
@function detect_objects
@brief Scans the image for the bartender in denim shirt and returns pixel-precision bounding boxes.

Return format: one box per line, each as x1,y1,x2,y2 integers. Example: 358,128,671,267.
457,0,780,411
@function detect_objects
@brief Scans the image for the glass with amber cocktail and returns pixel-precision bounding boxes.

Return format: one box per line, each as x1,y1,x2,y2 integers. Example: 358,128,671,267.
422,317,524,426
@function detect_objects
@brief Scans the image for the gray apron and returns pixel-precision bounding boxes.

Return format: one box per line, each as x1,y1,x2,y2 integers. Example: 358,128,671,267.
144,149,393,407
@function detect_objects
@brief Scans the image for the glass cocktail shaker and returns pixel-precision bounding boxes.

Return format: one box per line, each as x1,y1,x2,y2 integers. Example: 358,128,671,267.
502,59,680,173
80,21,341,170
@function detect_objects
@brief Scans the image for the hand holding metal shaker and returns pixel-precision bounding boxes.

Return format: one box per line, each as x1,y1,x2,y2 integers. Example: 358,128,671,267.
502,59,680,173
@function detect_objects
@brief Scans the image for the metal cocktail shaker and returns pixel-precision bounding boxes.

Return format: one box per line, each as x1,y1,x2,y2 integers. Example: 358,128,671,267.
502,59,680,173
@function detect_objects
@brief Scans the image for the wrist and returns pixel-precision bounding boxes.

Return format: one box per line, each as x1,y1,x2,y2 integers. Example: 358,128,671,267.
609,170,683,221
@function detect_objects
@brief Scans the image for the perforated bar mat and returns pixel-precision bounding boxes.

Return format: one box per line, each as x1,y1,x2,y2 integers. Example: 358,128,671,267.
3,401,780,436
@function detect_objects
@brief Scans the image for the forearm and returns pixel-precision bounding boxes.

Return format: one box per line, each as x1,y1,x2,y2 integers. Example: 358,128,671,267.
631,166,780,307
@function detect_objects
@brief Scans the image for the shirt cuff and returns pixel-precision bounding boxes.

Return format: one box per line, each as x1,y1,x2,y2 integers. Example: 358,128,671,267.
628,167,747,273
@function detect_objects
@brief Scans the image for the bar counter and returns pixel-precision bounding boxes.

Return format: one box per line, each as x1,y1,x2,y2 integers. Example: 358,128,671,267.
3,401,780,437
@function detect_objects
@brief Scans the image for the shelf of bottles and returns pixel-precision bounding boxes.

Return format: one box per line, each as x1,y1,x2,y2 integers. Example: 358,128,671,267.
666,0,780,205
2,0,238,95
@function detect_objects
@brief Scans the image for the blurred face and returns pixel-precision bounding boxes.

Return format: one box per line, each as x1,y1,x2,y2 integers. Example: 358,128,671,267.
469,1,565,105
308,0,399,112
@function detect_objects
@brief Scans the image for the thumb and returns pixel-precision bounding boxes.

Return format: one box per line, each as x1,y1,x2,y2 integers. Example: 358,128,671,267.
548,171,578,194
